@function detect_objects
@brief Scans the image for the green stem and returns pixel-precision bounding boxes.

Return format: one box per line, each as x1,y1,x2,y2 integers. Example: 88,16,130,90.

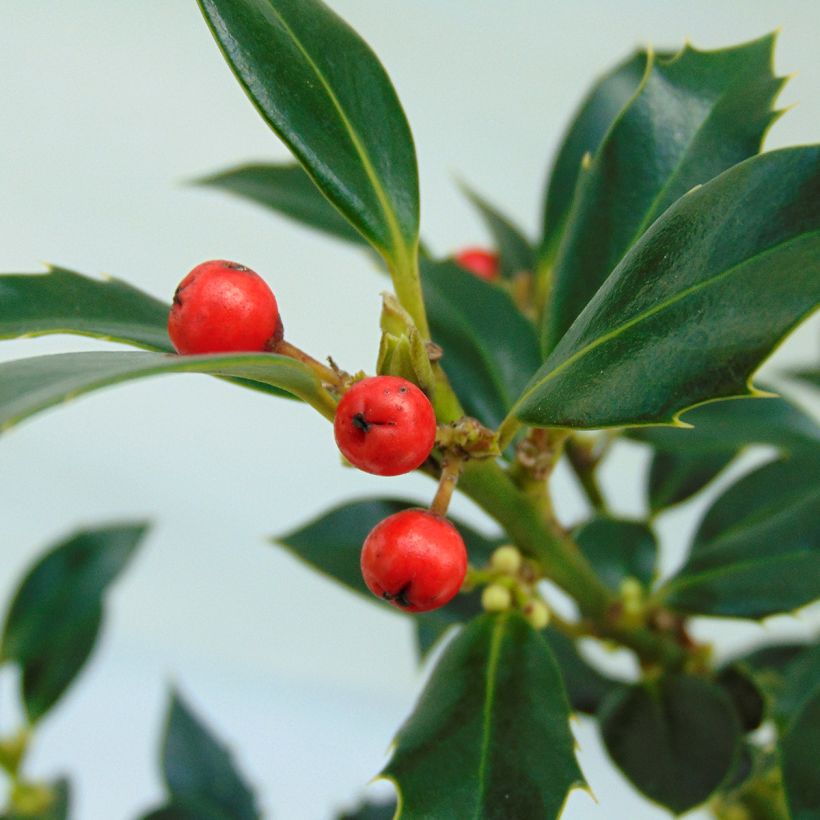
565,437,609,513
388,242,430,340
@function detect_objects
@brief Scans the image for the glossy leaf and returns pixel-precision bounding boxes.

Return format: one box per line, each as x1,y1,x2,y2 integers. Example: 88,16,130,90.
780,688,820,819
543,35,784,351
0,266,171,351
662,456,820,618
459,183,535,278
422,258,541,427
0,350,336,433
539,50,648,261
542,628,619,715
275,496,496,652
195,163,368,247
161,691,258,820
382,612,584,819
514,146,820,429
0,524,147,722
197,0,418,264
573,516,657,590
598,674,741,814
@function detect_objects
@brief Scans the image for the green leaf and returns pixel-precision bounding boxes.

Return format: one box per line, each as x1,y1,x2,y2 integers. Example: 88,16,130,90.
161,691,258,820
539,50,648,261
772,645,820,730
422,258,541,427
598,674,741,814
1,524,147,722
0,350,336,433
141,804,233,820
573,516,657,591
382,613,585,819
459,183,535,278
0,266,172,351
542,628,619,715
629,393,820,513
542,34,784,352
714,665,766,732
513,146,820,430
661,456,820,618
787,366,820,390
197,0,418,265
780,688,820,819
195,163,368,247
336,799,396,820
0,780,71,820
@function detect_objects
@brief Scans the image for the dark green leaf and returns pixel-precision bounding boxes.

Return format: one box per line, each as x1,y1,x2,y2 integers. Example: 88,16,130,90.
715,665,766,732
787,366,820,390
598,674,741,814
142,800,235,820
197,0,418,264
195,163,368,247
539,50,648,261
1,524,147,722
0,266,171,351
0,350,336,433
543,35,784,352
275,497,496,622
780,688,820,820
542,628,619,715
422,258,541,427
336,798,397,820
772,645,820,730
662,457,820,618
573,516,657,590
162,691,258,820
514,147,820,429
459,183,535,278
382,613,584,819
646,450,736,513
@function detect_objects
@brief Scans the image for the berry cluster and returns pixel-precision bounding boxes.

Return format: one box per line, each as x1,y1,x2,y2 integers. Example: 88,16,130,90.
167,259,483,614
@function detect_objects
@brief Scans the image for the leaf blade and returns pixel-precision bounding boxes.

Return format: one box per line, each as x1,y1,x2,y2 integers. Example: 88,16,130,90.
514,147,820,429
197,0,418,262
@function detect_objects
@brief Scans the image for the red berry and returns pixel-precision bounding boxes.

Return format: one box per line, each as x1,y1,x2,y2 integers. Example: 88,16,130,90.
168,260,283,355
334,376,436,476
361,509,467,612
455,247,500,281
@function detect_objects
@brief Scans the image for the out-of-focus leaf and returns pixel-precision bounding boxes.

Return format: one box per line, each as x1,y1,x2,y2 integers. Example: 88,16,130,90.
382,613,585,819
598,674,741,813
513,147,820,429
780,687,820,819
543,35,784,351
0,524,147,722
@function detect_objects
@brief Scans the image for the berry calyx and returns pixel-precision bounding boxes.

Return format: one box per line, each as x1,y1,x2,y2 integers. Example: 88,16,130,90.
168,260,282,355
455,247,500,281
334,376,436,476
361,509,467,613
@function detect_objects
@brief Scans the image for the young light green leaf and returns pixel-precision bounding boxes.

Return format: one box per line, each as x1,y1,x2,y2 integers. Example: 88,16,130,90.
195,163,368,247
539,50,648,263
422,259,541,428
0,524,148,722
598,674,741,814
661,456,820,618
0,780,72,820
382,613,585,819
0,266,172,351
197,0,418,266
458,183,535,279
0,350,336,433
543,34,784,352
780,688,820,820
573,516,657,591
160,691,259,820
513,147,820,429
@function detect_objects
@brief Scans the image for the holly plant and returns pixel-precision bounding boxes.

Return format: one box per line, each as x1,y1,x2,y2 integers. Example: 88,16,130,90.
1,0,819,818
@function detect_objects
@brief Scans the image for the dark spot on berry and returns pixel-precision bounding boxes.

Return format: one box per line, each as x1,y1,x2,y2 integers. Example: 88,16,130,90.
352,412,370,432
225,261,249,271
383,581,413,609
172,286,184,307
399,386,408,393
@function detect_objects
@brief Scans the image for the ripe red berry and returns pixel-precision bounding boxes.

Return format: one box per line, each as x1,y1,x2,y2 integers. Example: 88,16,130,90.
361,509,467,612
168,260,283,355
454,247,500,281
334,376,436,476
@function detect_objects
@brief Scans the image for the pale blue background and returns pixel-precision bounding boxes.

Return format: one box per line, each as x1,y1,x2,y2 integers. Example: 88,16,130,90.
1,2,818,818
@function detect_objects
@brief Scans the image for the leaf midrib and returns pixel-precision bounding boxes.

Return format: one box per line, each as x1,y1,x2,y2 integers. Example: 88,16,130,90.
263,3,409,257
475,614,506,818
514,228,820,416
